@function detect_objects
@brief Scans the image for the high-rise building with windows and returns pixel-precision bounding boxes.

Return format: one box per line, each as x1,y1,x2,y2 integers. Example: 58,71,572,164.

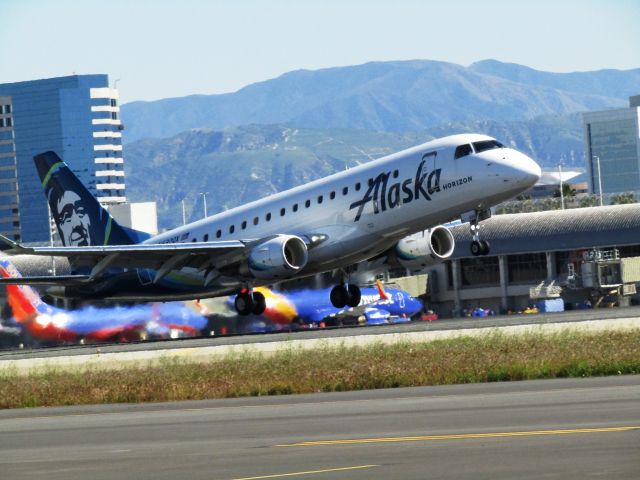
0,75,126,243
583,95,640,197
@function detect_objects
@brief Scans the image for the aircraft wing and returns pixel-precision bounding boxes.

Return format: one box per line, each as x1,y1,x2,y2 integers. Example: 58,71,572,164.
0,234,247,275
0,235,243,261
0,233,322,284
0,275,91,285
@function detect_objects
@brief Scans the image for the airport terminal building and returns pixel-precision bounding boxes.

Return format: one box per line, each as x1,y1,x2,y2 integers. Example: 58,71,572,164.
425,204,640,317
0,75,126,243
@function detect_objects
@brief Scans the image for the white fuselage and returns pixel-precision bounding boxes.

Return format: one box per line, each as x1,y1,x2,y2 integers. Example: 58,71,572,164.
149,134,540,284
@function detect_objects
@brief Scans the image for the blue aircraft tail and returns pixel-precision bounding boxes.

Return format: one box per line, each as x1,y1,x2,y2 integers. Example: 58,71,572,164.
34,151,149,246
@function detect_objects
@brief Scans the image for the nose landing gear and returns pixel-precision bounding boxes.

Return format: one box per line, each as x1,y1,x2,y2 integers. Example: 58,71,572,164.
463,209,491,256
330,283,361,308
470,238,491,256
235,289,267,315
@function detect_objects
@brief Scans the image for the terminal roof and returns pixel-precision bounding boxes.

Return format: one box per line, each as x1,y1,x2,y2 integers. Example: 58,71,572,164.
450,204,640,258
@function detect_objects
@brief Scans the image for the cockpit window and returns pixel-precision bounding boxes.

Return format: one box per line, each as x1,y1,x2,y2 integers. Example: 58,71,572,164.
454,144,473,159
472,140,504,153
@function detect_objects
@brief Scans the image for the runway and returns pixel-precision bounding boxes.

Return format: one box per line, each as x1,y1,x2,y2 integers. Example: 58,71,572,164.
0,376,638,479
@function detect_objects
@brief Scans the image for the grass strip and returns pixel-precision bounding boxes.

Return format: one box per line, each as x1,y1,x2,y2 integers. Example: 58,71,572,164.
1,329,639,409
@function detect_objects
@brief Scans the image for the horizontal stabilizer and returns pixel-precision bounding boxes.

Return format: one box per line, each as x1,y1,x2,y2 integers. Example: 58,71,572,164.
0,234,23,252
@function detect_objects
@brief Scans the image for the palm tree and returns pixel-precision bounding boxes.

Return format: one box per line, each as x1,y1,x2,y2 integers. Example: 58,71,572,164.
553,183,576,198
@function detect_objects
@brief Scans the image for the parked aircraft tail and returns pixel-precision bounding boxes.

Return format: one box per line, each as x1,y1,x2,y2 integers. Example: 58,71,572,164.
0,258,49,322
34,151,148,246
375,279,389,301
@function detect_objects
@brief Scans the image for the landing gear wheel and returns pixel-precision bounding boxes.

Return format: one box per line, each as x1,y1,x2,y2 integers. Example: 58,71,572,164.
479,240,490,256
251,291,266,315
330,285,348,308
346,284,361,308
235,292,253,316
470,240,483,256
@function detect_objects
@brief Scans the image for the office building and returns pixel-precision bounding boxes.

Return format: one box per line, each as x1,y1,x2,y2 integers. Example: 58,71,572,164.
583,95,640,197
107,202,158,236
0,75,126,243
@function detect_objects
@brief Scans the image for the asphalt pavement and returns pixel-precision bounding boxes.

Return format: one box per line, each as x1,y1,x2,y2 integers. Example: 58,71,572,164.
0,376,638,479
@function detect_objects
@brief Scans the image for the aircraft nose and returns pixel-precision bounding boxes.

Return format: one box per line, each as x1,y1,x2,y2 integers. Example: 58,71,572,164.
515,152,542,187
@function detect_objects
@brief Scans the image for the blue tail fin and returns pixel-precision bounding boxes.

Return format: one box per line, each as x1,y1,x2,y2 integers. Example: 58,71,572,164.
34,151,139,246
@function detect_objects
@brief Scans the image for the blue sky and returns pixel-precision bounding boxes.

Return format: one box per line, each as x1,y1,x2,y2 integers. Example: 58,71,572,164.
1,0,638,103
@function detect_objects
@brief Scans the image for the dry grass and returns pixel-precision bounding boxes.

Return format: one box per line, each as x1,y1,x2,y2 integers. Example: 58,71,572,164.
1,329,639,409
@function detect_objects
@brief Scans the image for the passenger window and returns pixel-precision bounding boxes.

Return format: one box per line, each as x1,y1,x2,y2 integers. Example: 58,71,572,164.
293,203,298,212
305,199,311,208
266,212,271,221
253,217,259,225
393,170,399,178
330,191,336,200
216,229,221,238
355,182,361,191
454,144,473,159
204,234,209,241
229,225,235,234
342,186,348,195
280,208,285,216
318,195,323,204
368,178,373,187
241,221,247,230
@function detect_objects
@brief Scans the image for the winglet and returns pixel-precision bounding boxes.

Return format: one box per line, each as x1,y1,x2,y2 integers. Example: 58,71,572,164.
375,279,389,300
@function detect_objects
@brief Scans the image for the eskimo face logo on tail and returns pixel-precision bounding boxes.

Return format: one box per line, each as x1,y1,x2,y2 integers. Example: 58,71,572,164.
349,153,441,222
51,190,93,246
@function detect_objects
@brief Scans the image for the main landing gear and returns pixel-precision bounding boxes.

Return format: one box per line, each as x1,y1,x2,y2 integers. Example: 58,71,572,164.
466,209,491,257
235,289,266,316
330,283,361,309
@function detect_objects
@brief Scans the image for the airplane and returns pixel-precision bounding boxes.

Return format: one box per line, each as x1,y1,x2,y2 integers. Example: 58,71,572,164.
0,134,540,316
0,258,207,344
228,280,424,327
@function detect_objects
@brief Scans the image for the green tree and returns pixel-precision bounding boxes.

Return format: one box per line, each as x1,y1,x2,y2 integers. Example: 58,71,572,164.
610,192,637,205
541,197,561,211
579,195,599,208
553,183,576,198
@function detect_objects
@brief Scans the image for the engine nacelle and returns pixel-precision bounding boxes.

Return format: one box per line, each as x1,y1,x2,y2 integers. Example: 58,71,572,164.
247,235,308,280
393,226,455,270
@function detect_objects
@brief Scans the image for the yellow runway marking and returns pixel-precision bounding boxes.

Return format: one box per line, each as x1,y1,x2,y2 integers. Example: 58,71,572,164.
276,426,640,447
230,464,379,479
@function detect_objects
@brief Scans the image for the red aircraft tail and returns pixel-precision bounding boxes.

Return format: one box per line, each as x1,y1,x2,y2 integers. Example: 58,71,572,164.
0,259,46,323
375,279,389,301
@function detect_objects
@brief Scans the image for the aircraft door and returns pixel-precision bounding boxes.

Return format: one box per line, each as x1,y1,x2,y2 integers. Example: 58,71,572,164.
422,151,437,172
421,151,440,197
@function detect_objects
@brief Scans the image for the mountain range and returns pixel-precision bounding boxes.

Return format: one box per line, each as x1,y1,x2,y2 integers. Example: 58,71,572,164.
121,59,639,142
120,59,638,229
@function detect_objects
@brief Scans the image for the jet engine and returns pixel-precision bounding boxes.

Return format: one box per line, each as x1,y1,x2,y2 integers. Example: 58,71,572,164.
392,226,455,270
247,235,308,280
